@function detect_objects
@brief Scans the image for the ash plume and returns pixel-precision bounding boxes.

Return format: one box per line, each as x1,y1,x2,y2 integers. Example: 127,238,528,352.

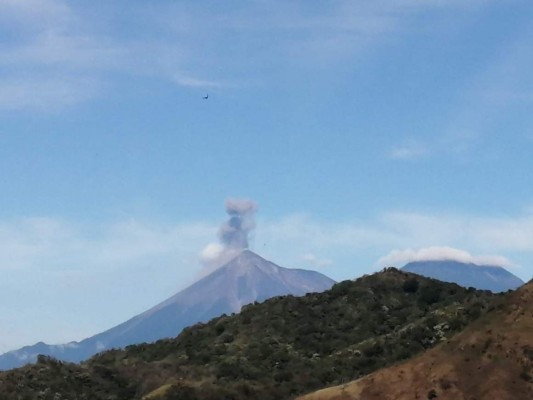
200,199,258,271
220,198,257,250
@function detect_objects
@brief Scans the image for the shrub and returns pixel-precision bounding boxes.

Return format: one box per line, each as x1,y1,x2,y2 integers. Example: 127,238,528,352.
403,278,419,293
419,285,442,305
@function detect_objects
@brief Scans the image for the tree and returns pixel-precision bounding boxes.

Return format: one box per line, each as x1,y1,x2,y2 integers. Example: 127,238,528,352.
403,278,419,293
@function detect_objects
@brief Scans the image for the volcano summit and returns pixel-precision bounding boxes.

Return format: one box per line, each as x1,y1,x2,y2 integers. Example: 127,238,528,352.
0,250,334,370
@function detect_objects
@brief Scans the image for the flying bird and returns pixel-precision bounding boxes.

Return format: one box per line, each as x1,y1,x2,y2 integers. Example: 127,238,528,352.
203,94,209,99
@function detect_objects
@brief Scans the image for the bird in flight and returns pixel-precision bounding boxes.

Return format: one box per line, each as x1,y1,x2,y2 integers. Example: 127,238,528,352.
203,94,209,99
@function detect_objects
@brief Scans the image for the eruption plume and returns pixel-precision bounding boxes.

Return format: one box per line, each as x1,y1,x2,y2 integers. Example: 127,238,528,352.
219,198,257,250
200,199,258,270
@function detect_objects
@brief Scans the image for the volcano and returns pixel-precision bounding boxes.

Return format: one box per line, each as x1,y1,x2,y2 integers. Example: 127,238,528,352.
0,250,335,370
401,260,524,292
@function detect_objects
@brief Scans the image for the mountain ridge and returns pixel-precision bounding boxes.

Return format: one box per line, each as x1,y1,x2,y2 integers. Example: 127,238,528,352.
297,280,532,400
0,250,334,370
0,268,499,399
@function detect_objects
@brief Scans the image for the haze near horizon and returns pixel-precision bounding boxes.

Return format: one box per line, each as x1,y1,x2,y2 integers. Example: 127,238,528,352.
0,0,532,353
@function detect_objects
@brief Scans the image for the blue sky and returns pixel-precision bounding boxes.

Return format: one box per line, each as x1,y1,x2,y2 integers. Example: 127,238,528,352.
1,0,533,353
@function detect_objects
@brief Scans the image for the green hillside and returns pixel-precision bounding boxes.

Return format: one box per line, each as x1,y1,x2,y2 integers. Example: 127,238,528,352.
0,268,501,400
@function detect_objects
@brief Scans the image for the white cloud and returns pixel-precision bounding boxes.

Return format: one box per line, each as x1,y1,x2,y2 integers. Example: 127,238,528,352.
258,211,533,254
0,31,126,70
2,210,528,278
198,242,241,275
377,246,513,268
0,76,99,111
200,243,225,263
0,216,220,352
0,206,531,352
0,0,497,111
382,211,533,252
0,0,72,30
0,0,118,111
389,140,430,160
172,75,223,89
301,253,334,268
252,210,532,280
0,217,215,272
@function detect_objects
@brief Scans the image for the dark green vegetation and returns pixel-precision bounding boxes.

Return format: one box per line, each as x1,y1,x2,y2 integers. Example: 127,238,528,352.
0,269,501,400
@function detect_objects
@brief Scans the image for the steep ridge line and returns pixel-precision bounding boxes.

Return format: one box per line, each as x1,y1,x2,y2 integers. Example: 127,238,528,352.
0,268,500,399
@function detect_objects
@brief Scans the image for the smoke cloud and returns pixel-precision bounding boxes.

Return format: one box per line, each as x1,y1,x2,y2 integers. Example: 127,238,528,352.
220,198,257,250
200,199,258,270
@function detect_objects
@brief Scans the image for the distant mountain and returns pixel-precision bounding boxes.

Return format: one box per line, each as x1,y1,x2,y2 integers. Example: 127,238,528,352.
401,260,524,292
297,280,533,400
0,268,498,399
0,250,334,370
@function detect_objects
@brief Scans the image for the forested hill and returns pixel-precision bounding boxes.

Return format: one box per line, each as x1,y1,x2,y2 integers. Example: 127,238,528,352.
0,268,502,400
297,280,532,400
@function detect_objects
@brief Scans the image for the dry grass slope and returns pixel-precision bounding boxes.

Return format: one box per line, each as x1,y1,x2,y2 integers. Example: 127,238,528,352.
297,282,533,400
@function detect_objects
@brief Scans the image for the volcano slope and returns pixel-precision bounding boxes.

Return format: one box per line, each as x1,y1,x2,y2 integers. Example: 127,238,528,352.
0,250,335,370
297,281,532,400
0,269,501,400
